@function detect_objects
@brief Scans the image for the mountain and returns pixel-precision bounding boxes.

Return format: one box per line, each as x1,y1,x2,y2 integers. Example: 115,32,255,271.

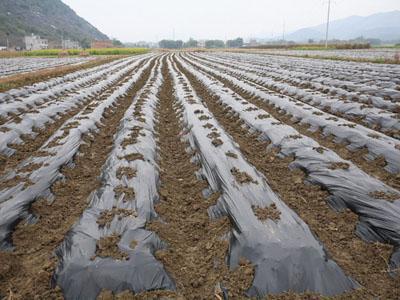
285,10,400,42
0,0,109,48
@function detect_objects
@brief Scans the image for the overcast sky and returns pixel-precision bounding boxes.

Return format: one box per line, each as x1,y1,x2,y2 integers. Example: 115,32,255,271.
62,0,399,42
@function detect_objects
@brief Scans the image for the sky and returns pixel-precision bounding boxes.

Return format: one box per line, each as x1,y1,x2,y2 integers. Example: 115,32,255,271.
62,0,400,42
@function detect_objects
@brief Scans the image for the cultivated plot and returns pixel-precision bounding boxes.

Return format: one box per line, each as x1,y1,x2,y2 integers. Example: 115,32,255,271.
0,52,399,299
0,56,97,78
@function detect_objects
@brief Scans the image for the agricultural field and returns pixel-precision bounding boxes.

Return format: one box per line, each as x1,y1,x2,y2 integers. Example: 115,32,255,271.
0,56,97,78
235,48,400,63
0,52,399,299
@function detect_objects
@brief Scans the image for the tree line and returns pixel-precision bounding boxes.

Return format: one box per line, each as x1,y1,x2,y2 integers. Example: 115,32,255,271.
158,37,243,49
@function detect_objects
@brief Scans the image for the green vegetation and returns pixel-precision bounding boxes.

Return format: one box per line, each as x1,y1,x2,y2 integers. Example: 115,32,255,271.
112,38,124,47
0,48,149,57
205,40,225,49
159,40,184,49
226,38,243,48
183,38,198,48
0,0,108,49
85,48,148,56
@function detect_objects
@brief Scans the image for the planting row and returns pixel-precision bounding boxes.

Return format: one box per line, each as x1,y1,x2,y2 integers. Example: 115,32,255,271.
185,53,400,173
0,56,154,249
214,52,400,98
1,53,399,299
54,56,177,299
191,53,400,138
0,55,151,158
0,56,96,78
200,52,400,110
243,48,400,62
168,56,358,297
177,53,400,272
0,55,153,118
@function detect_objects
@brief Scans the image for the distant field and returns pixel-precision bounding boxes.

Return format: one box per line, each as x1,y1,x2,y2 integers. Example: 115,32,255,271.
0,56,97,78
243,43,372,50
0,48,149,58
230,48,400,64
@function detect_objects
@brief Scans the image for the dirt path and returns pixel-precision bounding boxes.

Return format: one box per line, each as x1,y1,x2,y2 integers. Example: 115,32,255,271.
0,59,155,299
0,60,147,177
137,57,253,299
175,57,400,299
181,56,399,190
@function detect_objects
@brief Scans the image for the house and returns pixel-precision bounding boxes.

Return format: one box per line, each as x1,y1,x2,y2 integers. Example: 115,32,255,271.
62,39,80,49
24,34,48,50
91,40,113,48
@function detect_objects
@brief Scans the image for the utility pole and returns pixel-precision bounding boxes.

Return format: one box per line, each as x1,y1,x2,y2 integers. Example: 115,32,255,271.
282,21,285,43
325,0,331,48
173,28,175,40
6,32,9,50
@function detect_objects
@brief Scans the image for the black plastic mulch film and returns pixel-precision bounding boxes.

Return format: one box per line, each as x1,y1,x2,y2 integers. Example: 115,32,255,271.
0,52,399,299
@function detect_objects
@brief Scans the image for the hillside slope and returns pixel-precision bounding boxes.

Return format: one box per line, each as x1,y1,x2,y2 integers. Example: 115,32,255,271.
0,0,108,48
286,10,400,42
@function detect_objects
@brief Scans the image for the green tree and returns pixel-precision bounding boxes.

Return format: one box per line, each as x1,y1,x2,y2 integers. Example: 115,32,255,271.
112,38,124,47
205,40,225,48
183,38,198,48
226,38,243,48
80,38,91,49
159,39,183,49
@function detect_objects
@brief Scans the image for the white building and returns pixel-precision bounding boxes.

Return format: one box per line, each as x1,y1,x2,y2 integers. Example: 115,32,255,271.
62,39,80,49
24,34,48,50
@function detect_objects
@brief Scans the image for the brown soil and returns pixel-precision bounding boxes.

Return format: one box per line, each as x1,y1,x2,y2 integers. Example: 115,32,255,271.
231,167,258,185
257,113,271,119
95,234,128,261
369,191,400,202
114,185,136,202
252,203,281,222
175,57,400,299
138,59,254,299
97,208,137,228
121,126,142,149
211,138,224,147
116,167,137,180
329,162,351,170
183,56,400,190
0,56,125,93
225,151,238,159
97,289,181,300
122,153,144,162
0,58,155,299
